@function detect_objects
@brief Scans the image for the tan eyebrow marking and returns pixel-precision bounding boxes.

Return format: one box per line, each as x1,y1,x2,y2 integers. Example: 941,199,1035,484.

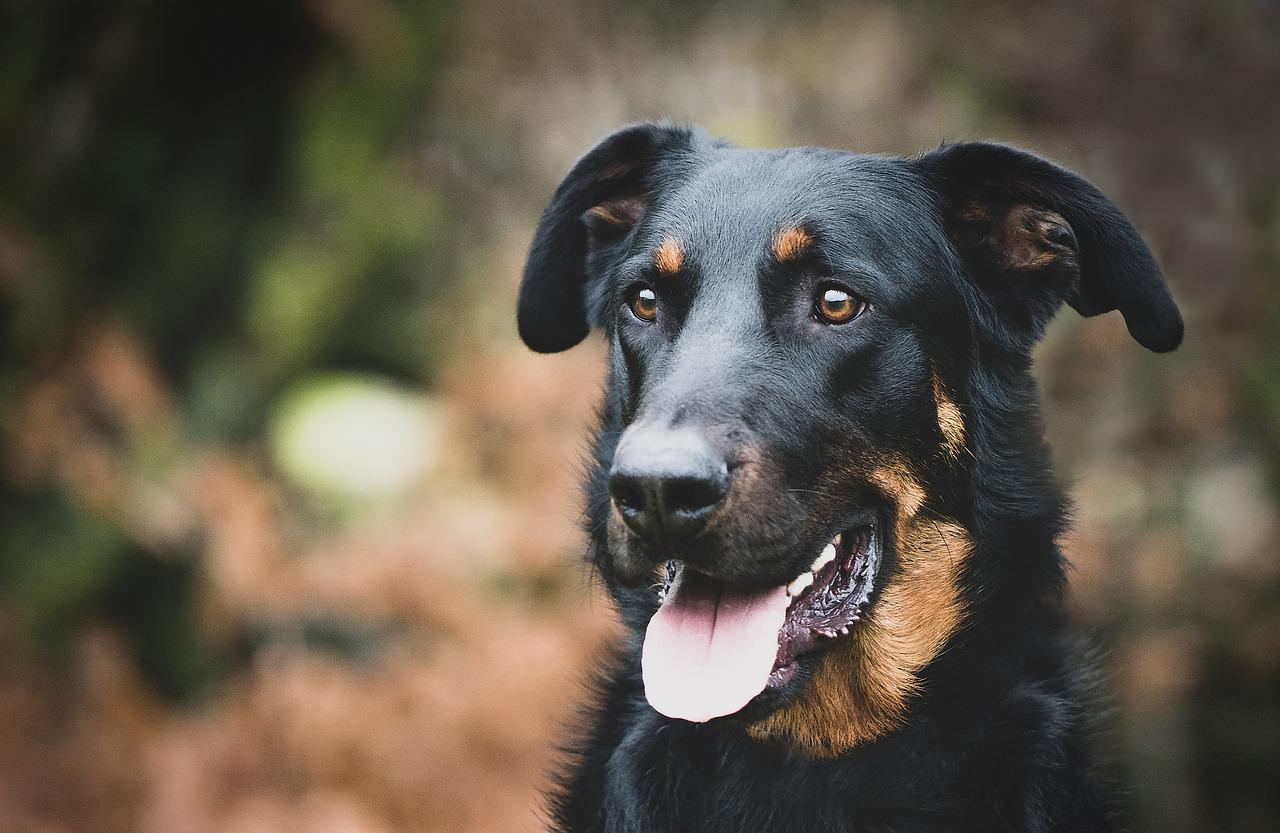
655,238,684,275
772,226,813,262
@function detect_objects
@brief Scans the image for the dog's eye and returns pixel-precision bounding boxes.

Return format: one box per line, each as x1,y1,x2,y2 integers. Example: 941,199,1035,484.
814,285,867,325
628,285,659,322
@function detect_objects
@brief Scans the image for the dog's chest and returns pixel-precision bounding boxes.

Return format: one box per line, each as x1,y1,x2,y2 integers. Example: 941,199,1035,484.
594,710,946,833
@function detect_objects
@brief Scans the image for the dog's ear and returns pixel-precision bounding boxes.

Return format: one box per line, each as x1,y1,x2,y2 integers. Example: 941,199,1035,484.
917,142,1183,352
518,123,698,353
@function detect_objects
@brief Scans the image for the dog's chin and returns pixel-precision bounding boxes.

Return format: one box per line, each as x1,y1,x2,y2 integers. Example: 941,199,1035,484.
636,512,886,724
729,647,824,722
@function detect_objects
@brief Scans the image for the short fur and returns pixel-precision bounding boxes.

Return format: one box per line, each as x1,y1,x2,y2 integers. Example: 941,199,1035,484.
654,237,684,274
518,123,1181,833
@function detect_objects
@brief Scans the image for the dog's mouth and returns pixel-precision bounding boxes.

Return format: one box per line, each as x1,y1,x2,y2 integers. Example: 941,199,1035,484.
641,520,882,723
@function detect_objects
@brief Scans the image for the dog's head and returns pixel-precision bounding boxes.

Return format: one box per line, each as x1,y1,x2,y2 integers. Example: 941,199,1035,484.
518,124,1181,755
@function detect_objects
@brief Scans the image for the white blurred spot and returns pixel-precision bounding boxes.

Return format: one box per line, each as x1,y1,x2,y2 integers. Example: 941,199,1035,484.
1186,455,1276,568
270,374,441,506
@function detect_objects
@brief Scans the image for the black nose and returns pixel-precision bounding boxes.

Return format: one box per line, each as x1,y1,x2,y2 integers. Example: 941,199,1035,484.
608,428,729,542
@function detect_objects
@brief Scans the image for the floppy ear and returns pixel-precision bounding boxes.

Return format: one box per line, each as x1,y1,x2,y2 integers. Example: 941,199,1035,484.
917,142,1183,352
518,123,697,353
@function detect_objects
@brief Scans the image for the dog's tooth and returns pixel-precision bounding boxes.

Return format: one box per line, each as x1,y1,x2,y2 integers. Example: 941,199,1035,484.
810,544,837,573
839,626,849,635
787,571,815,597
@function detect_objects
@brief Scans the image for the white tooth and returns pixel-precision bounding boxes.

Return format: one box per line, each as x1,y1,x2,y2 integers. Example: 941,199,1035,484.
810,544,837,573
787,572,815,597
839,626,849,635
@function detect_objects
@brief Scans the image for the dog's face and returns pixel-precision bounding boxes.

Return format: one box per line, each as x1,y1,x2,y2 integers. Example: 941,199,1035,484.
600,150,959,581
519,125,1181,756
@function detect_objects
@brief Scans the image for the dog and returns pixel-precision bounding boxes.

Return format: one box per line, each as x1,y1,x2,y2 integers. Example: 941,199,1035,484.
517,124,1182,833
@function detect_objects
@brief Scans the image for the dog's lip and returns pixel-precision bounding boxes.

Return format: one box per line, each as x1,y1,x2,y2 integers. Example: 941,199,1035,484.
650,510,883,591
654,512,884,665
772,520,882,664
655,509,882,585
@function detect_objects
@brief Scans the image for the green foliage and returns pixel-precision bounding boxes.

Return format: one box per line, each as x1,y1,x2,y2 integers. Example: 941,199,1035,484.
0,0,459,696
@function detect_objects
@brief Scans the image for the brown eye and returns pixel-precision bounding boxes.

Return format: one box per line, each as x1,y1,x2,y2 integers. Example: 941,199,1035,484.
629,286,658,322
814,285,866,325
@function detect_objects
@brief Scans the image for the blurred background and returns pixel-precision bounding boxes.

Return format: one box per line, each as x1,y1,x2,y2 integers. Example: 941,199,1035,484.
0,0,1277,831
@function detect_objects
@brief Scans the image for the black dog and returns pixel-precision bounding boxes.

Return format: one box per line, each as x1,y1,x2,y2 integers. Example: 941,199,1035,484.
517,124,1181,833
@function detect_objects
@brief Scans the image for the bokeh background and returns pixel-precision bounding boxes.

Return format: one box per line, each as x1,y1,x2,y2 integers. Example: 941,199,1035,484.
1,0,1277,831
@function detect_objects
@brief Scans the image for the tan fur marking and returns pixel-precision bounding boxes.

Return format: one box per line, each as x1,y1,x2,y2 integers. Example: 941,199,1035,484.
655,238,683,274
866,460,927,519
587,195,646,231
600,161,635,181
998,206,1070,270
587,203,627,226
772,226,813,262
952,203,1073,272
749,463,969,757
932,372,966,458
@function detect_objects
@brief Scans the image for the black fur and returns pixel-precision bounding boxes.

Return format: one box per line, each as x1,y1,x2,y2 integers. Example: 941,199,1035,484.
518,124,1181,833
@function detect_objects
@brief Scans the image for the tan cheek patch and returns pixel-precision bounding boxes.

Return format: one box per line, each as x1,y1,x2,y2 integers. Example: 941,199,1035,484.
867,460,926,518
655,238,683,274
748,463,970,758
932,372,966,458
772,226,812,262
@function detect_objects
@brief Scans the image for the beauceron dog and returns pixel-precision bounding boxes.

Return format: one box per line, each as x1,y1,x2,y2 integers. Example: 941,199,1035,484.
516,123,1182,833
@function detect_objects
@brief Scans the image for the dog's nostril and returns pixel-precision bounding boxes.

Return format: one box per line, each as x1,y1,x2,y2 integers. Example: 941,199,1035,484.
664,475,727,515
609,478,646,514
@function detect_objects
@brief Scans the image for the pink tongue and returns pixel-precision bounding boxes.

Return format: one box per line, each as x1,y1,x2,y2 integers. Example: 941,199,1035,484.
641,571,790,722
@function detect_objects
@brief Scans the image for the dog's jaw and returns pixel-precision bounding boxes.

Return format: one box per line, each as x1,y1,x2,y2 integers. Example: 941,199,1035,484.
639,521,884,723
